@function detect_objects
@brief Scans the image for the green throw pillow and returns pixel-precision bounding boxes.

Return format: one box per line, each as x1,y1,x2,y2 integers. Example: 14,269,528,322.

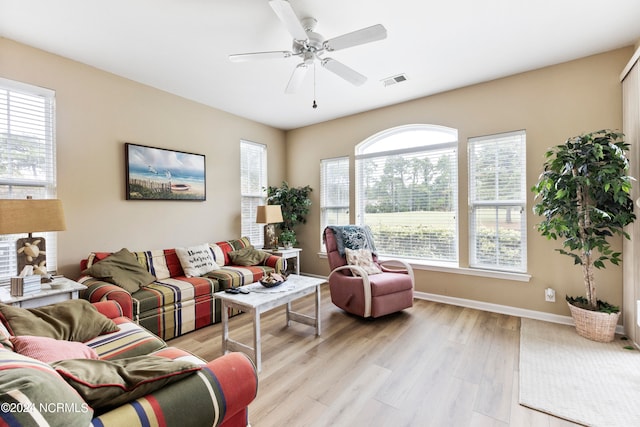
0,299,119,342
82,248,156,293
52,356,201,410
228,247,269,266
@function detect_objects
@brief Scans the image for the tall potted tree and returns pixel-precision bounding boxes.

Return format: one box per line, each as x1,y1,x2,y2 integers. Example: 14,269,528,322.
266,181,312,247
532,129,636,342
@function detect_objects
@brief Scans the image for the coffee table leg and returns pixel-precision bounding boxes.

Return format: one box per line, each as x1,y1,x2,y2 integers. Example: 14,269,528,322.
315,284,321,336
221,301,229,354
253,307,261,372
286,302,292,326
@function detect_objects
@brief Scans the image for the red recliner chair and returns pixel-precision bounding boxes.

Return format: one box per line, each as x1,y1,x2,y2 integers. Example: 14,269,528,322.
324,226,414,318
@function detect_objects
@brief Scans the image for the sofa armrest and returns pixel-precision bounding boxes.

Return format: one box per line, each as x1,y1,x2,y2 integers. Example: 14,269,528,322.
262,254,285,274
92,300,124,319
79,276,134,320
91,352,257,427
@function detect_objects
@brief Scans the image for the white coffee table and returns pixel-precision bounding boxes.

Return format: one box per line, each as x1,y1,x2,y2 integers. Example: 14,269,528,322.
213,274,325,372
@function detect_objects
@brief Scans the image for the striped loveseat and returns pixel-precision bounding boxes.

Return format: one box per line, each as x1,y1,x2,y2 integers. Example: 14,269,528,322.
0,300,257,427
79,237,284,340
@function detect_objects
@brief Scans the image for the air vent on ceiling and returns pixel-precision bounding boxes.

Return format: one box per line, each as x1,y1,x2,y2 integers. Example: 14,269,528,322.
382,74,408,87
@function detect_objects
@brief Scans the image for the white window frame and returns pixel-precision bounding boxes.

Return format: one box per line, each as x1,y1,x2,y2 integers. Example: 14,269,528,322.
355,124,459,263
0,78,57,283
320,156,350,251
468,130,527,272
240,140,267,246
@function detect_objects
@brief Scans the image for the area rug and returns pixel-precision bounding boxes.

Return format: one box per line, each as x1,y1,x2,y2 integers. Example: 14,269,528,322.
519,318,640,427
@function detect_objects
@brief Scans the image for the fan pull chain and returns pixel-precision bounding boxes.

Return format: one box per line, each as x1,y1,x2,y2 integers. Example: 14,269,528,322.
312,62,318,109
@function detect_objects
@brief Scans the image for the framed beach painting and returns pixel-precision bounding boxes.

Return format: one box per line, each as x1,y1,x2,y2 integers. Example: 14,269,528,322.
125,143,206,201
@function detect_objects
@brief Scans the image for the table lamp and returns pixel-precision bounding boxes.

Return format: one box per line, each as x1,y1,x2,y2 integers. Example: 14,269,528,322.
256,205,283,249
0,198,66,276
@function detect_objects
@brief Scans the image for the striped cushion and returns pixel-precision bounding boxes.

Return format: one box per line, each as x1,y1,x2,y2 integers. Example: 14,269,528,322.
132,249,177,280
85,317,166,360
206,265,274,288
209,243,226,267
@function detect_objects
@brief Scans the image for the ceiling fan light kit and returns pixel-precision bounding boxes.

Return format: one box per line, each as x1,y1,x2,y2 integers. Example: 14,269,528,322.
229,0,387,96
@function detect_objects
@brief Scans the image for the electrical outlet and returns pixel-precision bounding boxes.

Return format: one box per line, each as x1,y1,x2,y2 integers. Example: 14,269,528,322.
545,287,556,302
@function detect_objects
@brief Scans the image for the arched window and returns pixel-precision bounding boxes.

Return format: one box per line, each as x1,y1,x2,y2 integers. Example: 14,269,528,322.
355,124,458,263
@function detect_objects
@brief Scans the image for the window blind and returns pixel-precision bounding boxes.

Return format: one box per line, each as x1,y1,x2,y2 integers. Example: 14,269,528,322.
240,140,266,246
0,78,57,283
355,125,458,263
320,156,349,250
468,130,527,272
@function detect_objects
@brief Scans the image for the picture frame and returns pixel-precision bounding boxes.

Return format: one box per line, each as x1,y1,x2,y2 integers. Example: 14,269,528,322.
125,143,206,201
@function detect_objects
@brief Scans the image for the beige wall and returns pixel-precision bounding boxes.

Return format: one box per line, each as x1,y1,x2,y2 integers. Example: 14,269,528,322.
286,47,633,316
0,38,287,279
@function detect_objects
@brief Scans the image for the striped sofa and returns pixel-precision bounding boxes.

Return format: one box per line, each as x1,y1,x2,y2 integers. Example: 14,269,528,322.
79,237,284,340
0,300,257,427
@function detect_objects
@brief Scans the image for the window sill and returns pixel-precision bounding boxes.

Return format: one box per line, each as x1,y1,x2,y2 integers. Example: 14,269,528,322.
317,252,531,283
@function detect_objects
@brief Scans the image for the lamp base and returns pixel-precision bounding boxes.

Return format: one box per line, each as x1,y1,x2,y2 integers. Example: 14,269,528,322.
263,224,278,249
16,236,48,277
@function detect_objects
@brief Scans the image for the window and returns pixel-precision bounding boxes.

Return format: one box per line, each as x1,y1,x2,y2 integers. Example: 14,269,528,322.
320,156,349,249
0,78,57,282
240,140,267,246
468,130,527,272
355,125,458,262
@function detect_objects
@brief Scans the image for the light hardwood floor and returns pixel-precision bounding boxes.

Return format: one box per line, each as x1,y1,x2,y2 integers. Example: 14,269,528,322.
171,284,581,427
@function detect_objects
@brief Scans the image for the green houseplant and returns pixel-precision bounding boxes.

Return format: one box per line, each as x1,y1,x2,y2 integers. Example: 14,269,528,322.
278,230,297,248
266,181,312,247
532,129,636,342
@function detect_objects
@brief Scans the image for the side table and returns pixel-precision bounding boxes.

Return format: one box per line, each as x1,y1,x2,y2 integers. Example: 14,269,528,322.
0,277,87,309
263,247,302,275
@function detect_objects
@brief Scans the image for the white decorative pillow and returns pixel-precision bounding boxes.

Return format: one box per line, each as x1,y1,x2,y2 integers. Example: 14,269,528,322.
344,248,382,276
175,244,220,277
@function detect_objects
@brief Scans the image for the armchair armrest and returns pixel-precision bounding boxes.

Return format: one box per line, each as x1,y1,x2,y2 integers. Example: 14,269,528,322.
379,259,415,288
329,265,372,317
79,276,134,320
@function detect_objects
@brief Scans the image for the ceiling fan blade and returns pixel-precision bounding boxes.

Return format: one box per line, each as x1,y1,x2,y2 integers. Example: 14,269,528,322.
285,63,309,94
324,24,387,52
268,0,308,42
229,51,293,62
321,58,367,86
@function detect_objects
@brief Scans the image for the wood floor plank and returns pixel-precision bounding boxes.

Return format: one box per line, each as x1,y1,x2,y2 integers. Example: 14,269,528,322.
169,286,583,427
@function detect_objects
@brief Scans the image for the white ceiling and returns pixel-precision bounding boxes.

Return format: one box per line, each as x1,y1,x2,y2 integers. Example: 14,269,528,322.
1,0,640,130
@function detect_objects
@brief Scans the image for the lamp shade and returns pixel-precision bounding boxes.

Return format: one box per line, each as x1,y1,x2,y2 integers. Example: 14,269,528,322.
255,205,283,224
0,199,66,234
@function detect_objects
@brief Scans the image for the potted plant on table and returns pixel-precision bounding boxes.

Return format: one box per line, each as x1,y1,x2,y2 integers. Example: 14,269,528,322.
267,181,312,248
278,230,297,249
532,129,636,342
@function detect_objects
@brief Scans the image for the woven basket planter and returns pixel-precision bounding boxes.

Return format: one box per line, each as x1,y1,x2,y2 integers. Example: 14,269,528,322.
567,302,620,343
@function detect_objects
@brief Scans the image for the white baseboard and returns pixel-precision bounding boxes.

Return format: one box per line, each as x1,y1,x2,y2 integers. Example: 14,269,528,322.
301,274,625,335
413,291,626,335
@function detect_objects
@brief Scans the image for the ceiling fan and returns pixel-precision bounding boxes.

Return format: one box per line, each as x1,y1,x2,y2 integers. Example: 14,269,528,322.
229,0,387,94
